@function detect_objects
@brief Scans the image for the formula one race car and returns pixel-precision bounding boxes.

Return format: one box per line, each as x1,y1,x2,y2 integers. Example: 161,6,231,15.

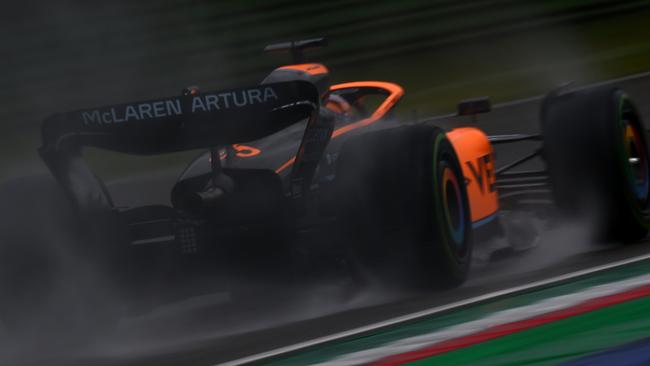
1,38,648,335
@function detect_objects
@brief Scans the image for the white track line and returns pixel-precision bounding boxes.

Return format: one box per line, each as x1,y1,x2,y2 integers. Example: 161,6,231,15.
418,70,650,123
496,70,650,108
218,252,650,366
219,70,650,366
313,273,650,366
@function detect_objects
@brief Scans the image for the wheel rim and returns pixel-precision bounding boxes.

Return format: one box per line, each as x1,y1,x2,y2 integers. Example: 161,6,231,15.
441,162,465,247
620,100,649,205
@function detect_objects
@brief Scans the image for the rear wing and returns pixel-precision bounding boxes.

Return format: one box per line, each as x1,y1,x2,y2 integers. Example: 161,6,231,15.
38,81,319,215
41,80,319,155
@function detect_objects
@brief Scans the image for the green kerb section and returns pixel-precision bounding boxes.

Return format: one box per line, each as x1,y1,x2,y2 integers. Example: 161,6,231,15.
263,259,650,366
408,296,650,366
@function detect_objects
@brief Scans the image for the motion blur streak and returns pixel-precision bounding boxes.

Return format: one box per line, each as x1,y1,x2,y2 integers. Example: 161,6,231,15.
3,2,650,366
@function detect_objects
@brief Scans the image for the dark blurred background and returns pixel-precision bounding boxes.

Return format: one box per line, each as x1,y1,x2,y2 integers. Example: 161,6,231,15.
3,0,650,180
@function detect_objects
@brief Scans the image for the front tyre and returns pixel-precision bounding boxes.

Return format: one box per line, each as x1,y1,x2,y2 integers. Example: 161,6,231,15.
542,87,650,241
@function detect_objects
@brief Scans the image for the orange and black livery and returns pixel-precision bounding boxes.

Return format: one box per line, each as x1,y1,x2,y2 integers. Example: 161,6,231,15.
8,37,649,331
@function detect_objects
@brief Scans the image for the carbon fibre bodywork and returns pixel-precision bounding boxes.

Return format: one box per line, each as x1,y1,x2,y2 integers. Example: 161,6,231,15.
176,80,499,229
35,40,518,312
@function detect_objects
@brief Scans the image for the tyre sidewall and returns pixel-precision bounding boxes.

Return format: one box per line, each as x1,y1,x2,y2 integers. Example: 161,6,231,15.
419,129,473,287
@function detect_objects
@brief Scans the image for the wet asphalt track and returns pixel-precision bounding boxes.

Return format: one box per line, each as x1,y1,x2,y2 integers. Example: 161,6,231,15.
12,73,650,366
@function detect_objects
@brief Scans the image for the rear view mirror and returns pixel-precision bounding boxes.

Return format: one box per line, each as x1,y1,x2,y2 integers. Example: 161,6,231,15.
457,97,491,117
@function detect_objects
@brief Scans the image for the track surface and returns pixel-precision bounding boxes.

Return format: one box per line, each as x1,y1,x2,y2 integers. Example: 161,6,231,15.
8,74,650,366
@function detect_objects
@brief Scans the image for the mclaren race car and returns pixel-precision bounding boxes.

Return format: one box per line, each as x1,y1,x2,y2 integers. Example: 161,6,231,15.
1,38,648,334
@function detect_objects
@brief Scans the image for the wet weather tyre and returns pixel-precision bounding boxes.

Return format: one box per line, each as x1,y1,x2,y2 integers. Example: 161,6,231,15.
542,87,650,241
335,125,472,288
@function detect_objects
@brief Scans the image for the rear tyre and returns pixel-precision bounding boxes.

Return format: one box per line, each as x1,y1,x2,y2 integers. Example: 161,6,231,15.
334,125,472,289
542,87,650,241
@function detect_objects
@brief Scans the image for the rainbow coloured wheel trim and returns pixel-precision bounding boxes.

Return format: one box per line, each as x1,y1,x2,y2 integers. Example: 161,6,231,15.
620,101,649,205
441,163,465,246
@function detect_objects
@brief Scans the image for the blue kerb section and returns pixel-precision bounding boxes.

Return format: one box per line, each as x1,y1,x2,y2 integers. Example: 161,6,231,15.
559,338,650,366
